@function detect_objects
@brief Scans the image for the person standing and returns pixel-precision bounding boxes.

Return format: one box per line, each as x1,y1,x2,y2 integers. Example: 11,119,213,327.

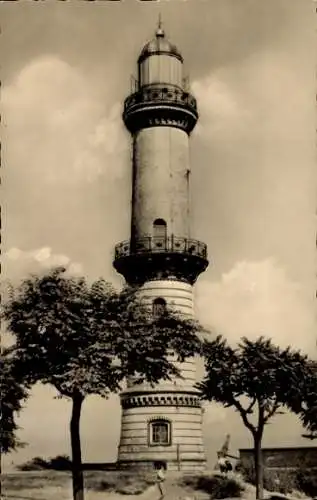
156,464,166,498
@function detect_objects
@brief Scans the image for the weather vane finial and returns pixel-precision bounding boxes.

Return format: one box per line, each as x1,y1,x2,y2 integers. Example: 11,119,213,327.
158,13,162,29
156,13,164,37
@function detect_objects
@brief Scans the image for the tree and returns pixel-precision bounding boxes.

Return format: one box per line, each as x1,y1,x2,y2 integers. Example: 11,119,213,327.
285,360,317,440
2,267,202,500
0,352,28,496
197,336,314,500
0,352,28,455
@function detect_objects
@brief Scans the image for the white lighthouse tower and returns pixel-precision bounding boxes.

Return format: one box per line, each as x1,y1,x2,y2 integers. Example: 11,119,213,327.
113,21,209,472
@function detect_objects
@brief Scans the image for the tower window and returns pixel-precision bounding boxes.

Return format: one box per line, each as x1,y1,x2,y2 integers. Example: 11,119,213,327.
153,297,166,318
153,219,167,239
149,419,171,446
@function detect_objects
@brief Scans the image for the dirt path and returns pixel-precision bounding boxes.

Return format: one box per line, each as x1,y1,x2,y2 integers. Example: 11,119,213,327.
127,476,209,500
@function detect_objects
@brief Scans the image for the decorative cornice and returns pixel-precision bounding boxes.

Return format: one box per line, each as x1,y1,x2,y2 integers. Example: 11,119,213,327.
123,85,198,135
121,392,202,409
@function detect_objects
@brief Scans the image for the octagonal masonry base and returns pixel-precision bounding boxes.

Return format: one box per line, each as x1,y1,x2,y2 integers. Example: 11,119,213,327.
117,392,207,472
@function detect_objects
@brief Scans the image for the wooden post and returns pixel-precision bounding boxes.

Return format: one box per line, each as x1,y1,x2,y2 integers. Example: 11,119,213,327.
177,444,181,471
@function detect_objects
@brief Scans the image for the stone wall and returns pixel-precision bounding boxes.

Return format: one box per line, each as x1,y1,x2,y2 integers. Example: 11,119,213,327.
239,447,317,471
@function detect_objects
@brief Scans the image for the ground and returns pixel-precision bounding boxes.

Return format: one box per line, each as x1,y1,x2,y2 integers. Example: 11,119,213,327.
1,470,210,500
2,469,304,500
1,469,261,500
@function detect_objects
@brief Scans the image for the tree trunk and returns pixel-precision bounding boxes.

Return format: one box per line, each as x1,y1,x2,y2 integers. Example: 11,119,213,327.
70,393,84,500
253,432,264,500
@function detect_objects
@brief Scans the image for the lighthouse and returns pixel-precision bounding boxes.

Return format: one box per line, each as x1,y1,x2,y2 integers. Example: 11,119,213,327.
113,21,209,471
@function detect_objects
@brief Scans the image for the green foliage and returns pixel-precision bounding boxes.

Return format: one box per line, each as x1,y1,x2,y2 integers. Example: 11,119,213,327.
3,269,121,398
180,473,244,498
285,360,317,440
105,285,203,386
2,267,202,500
0,352,28,454
3,268,202,398
197,336,315,500
197,335,315,437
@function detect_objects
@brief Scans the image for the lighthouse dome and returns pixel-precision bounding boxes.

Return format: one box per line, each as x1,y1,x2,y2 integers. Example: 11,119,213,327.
138,25,183,64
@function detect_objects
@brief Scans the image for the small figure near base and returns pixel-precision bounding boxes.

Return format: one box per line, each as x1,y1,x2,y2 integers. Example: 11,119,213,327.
155,463,166,498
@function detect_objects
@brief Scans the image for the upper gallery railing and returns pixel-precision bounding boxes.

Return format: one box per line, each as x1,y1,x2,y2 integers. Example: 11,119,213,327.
123,84,198,115
114,235,207,260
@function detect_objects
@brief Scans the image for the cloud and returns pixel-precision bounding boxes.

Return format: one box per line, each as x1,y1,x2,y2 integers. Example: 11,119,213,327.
3,247,83,282
2,56,131,280
192,74,252,138
2,56,128,185
196,259,316,356
192,46,314,149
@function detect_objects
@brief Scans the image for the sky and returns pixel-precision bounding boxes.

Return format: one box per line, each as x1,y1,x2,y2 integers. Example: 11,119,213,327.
1,0,316,470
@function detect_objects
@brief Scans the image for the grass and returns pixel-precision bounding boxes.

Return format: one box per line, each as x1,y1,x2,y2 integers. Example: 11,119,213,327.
1,470,156,499
1,471,71,500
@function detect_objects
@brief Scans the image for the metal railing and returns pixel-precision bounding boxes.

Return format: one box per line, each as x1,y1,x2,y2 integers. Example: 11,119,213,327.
123,85,198,115
114,235,207,260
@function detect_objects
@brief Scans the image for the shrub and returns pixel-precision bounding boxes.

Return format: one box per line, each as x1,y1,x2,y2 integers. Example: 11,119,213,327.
48,454,72,470
264,469,297,494
241,464,297,494
241,463,317,496
296,469,317,498
17,457,49,471
240,464,255,485
181,474,245,498
17,454,72,471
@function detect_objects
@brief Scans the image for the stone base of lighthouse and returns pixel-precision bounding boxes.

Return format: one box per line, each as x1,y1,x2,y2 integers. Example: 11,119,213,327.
117,386,206,471
116,280,206,472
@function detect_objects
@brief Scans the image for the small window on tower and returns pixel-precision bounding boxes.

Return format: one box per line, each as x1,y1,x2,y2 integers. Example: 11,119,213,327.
153,297,166,318
153,219,167,239
149,419,171,446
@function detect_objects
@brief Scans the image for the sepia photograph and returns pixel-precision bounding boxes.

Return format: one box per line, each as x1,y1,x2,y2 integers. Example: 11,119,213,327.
1,1,316,500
